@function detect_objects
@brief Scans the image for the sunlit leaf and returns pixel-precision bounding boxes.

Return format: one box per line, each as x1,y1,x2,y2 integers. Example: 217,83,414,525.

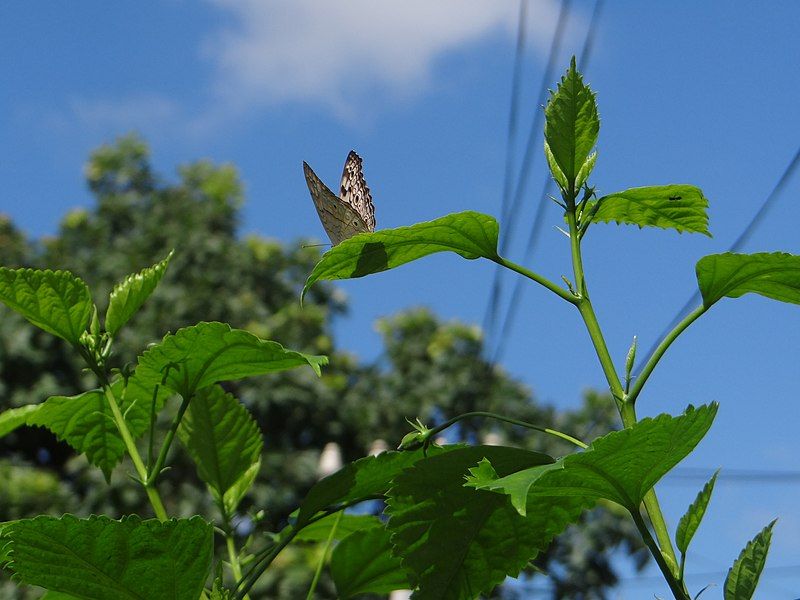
105,251,173,336
0,405,39,438
386,445,572,600
0,268,93,344
331,526,411,598
302,211,499,300
676,470,718,556
133,321,327,398
5,514,212,600
467,404,717,514
723,520,776,600
696,252,800,308
544,57,599,189
588,185,710,235
294,514,382,543
222,460,260,516
178,385,262,504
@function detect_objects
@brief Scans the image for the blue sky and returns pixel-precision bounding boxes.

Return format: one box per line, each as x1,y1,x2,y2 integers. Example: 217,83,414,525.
2,1,799,597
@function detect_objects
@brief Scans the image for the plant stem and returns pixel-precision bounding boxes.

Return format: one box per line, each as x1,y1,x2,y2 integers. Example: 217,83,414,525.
424,411,587,449
565,208,680,579
225,534,250,600
101,383,168,521
491,255,579,305
630,509,690,599
626,304,708,405
146,394,191,485
305,510,342,600
236,528,297,600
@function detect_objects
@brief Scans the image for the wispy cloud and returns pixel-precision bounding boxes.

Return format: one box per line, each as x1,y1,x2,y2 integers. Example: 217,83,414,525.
68,93,181,135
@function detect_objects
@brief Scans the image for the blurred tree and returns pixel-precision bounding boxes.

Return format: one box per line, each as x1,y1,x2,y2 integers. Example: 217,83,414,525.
0,135,647,599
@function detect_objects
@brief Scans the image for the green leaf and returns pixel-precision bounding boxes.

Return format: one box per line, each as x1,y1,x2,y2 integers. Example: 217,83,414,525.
588,185,710,235
40,593,83,600
295,447,450,528
0,405,39,438
177,385,263,505
106,251,173,336
25,377,165,482
0,268,93,344
696,252,800,308
544,57,599,189
331,526,411,598
676,470,718,556
724,520,777,600
386,445,573,600
0,521,14,566
467,404,718,514
222,459,260,516
302,211,499,300
133,321,327,398
5,514,213,600
295,514,382,543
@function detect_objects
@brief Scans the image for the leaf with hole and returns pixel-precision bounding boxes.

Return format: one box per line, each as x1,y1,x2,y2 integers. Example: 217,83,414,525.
133,321,327,398
105,251,173,336
723,520,776,600
587,185,710,235
0,268,93,344
4,514,212,600
302,211,499,300
696,252,800,308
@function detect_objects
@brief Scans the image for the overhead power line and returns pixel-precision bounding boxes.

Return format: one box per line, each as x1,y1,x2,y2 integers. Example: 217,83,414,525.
491,0,604,363
635,143,800,375
483,0,571,347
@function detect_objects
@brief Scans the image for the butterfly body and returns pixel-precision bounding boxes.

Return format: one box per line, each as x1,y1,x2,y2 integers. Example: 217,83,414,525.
303,151,376,245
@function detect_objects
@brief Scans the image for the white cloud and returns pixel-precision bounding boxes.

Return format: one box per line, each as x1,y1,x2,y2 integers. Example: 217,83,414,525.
203,0,562,118
69,93,181,133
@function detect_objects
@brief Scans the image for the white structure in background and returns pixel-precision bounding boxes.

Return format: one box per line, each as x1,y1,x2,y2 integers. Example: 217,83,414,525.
482,431,503,446
369,438,389,456
390,590,413,600
317,442,343,479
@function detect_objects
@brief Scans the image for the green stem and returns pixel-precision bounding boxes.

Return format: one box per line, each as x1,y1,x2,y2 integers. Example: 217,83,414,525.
236,528,297,600
424,411,587,449
491,255,579,305
306,511,342,600
626,304,708,405
564,208,680,577
225,534,250,600
146,394,191,485
630,509,690,600
101,382,168,521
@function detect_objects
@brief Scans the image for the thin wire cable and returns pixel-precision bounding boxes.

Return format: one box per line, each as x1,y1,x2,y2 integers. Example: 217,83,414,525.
491,0,604,363
483,0,571,347
482,0,530,337
634,143,800,375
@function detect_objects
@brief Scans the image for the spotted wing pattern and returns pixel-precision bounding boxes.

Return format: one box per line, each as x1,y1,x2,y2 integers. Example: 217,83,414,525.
339,151,376,231
303,151,376,245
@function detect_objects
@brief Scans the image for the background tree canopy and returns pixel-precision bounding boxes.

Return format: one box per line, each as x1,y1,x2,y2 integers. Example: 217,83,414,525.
0,135,647,599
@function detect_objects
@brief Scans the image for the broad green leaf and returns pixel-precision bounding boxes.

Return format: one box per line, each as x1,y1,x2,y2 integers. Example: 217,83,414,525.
331,526,411,598
295,514,382,543
295,447,451,527
386,445,572,600
40,593,82,600
696,252,800,308
302,211,499,300
0,521,14,566
0,268,93,344
724,520,776,600
467,404,717,514
25,377,166,482
178,385,262,504
544,57,599,189
105,251,173,336
0,405,39,438
222,459,260,515
5,514,213,600
134,321,327,398
676,470,718,556
588,185,710,236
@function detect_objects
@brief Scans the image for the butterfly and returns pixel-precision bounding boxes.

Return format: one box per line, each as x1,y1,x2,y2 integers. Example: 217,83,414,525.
303,151,376,245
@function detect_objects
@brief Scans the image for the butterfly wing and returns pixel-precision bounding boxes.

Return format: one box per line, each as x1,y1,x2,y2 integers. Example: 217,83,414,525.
339,151,376,232
303,161,371,245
